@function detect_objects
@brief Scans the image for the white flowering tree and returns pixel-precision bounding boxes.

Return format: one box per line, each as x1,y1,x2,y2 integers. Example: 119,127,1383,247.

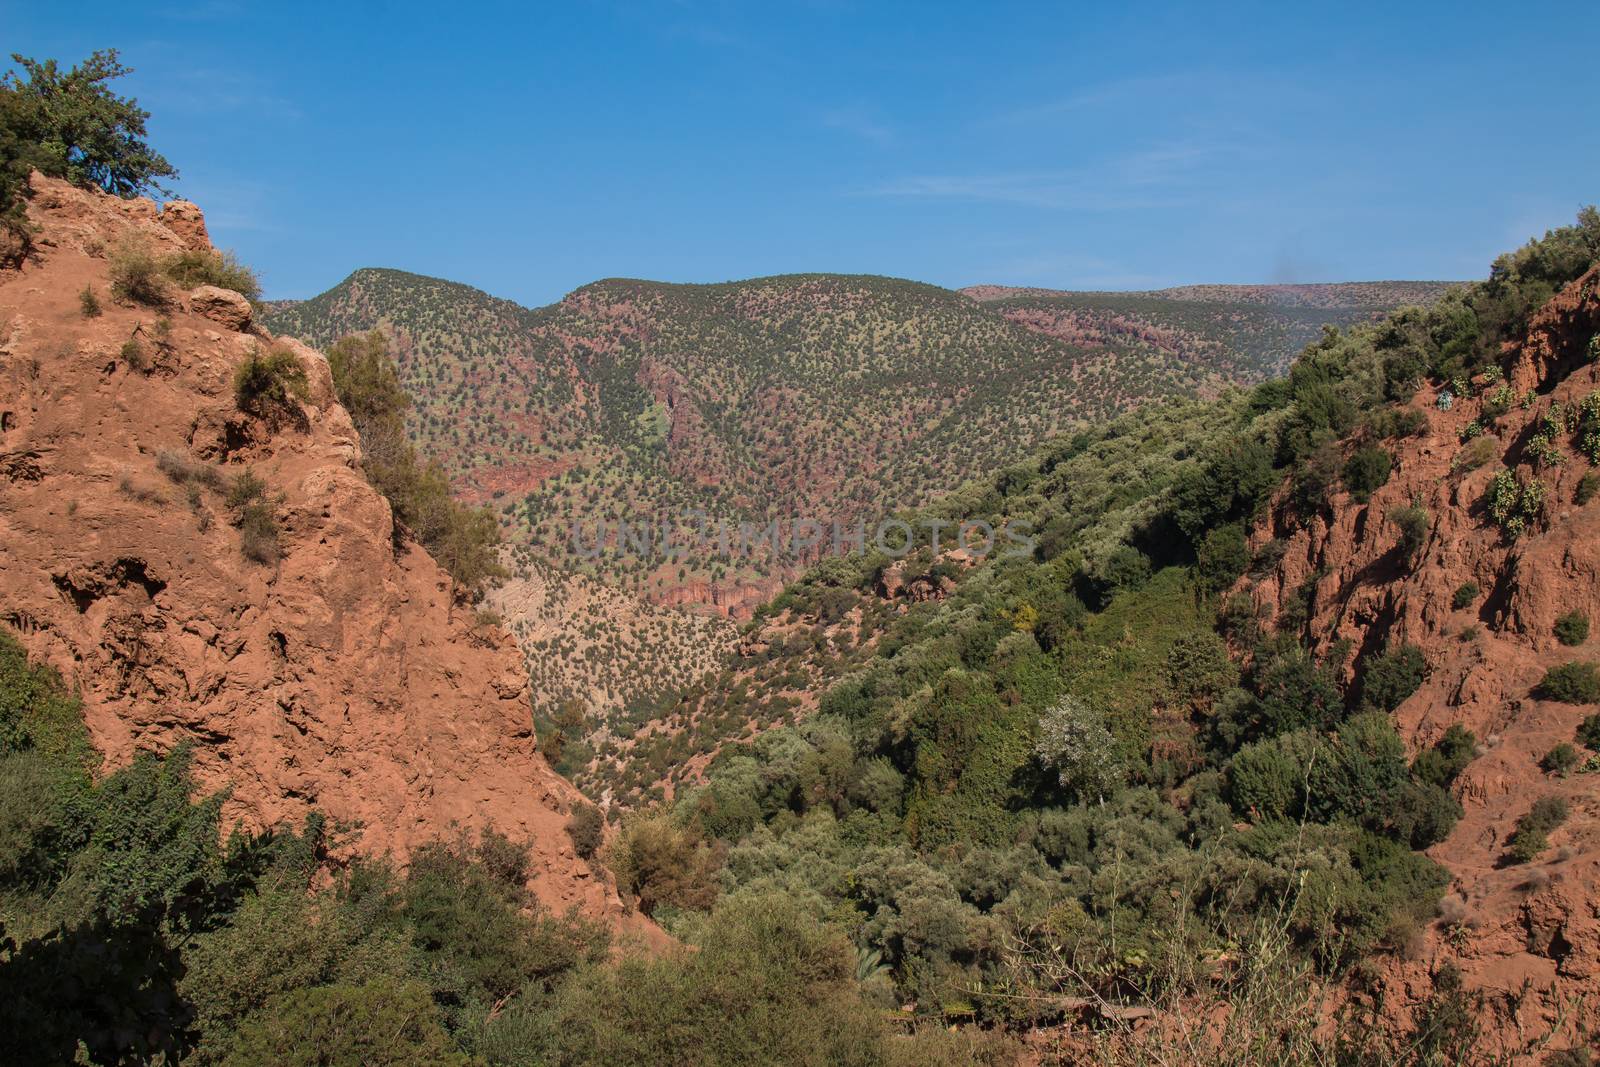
1034,695,1122,804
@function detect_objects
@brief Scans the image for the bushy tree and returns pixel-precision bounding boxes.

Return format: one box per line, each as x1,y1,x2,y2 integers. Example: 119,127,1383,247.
1361,643,1427,712
1537,662,1600,704
1343,445,1393,502
1,50,176,204
1033,695,1121,804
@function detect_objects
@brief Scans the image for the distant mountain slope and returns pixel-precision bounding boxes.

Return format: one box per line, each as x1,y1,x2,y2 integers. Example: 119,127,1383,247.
264,270,1431,611
964,280,1462,381
264,269,1446,775
962,280,1460,307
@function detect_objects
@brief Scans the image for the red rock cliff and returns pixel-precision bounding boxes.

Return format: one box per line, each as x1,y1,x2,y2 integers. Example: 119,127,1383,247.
1240,266,1600,1032
0,175,649,936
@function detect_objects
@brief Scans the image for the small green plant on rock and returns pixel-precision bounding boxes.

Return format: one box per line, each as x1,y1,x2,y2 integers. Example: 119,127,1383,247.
1541,743,1579,777
108,234,166,305
1486,469,1546,540
234,346,307,418
1555,611,1590,647
1505,796,1569,864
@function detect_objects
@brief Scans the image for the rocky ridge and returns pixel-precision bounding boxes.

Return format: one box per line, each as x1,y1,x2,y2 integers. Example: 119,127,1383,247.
1240,265,1600,1029
0,175,650,935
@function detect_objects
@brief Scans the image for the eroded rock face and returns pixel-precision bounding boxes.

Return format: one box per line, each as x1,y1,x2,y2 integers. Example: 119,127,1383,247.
0,176,653,938
188,284,253,332
1236,266,1600,1030
160,198,211,251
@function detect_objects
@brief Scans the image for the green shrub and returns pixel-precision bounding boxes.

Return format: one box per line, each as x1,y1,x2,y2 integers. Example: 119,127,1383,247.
1452,582,1480,610
237,501,279,563
225,469,267,510
1411,725,1477,788
107,235,166,305
1194,523,1250,595
516,896,889,1067
118,336,145,371
1536,662,1600,704
1555,611,1590,647
161,249,261,301
1578,713,1600,750
1362,643,1427,712
1391,505,1430,563
218,979,468,1067
325,332,505,597
610,815,720,917
1486,470,1546,539
567,803,604,860
1505,796,1569,864
1343,445,1393,502
1541,743,1579,777
225,471,279,563
1578,472,1600,506
1454,435,1498,472
234,346,308,417
78,285,101,317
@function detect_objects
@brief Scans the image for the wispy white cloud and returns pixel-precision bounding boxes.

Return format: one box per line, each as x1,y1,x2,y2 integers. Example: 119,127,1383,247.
145,66,302,121
862,137,1247,212
969,250,1171,290
820,105,895,145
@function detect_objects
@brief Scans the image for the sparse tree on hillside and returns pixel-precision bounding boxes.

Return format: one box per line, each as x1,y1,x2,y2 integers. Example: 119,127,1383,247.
1033,695,1122,804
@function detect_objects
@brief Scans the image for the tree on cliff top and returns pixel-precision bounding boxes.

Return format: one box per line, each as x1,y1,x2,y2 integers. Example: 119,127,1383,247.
2,50,177,199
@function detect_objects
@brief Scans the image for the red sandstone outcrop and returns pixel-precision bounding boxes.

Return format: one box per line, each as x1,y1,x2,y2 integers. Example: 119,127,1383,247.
0,175,655,940
1236,265,1600,1038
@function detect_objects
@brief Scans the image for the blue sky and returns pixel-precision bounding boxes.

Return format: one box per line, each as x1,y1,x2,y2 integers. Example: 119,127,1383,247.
7,1,1598,306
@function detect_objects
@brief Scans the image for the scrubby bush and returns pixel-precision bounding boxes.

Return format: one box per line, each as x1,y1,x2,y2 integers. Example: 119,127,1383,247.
1578,713,1600,750
1536,662,1600,704
118,336,145,371
225,470,279,563
108,234,165,305
217,979,468,1067
1505,796,1569,864
1454,434,1499,472
234,346,308,417
1391,504,1430,563
161,249,261,301
1578,472,1600,506
1486,469,1546,539
1343,445,1393,502
567,803,604,860
326,332,504,597
78,285,100,317
610,815,720,917
1412,725,1478,788
1541,743,1579,777
1194,523,1250,595
1555,610,1590,647
1362,643,1427,712
1452,582,1479,610
1033,695,1122,803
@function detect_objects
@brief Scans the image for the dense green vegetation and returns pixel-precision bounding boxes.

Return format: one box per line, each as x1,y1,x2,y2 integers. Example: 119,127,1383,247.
592,207,1600,1032
0,630,1002,1065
